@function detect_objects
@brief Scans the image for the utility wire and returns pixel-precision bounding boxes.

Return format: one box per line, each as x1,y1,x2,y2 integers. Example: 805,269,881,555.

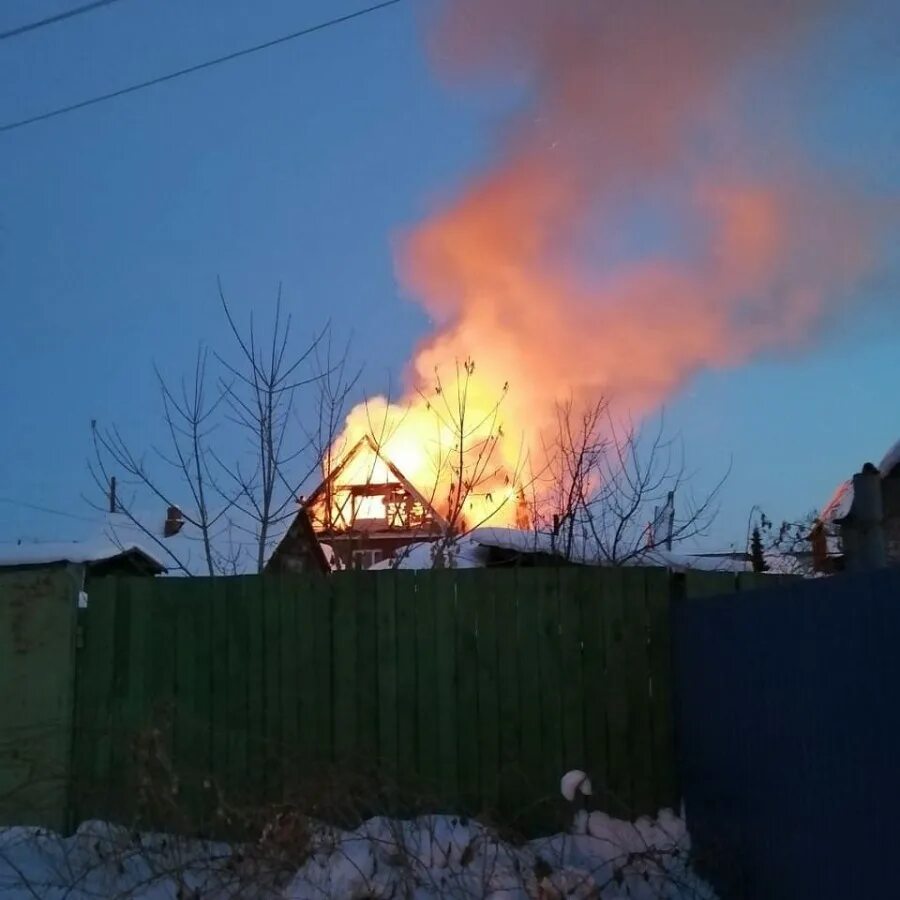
0,0,127,42
0,0,402,135
0,496,102,524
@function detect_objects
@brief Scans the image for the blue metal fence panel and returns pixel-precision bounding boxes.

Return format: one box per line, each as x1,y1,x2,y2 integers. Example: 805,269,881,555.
672,568,900,899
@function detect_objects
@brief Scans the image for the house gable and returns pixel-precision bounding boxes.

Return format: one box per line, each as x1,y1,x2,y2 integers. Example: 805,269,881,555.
302,435,448,569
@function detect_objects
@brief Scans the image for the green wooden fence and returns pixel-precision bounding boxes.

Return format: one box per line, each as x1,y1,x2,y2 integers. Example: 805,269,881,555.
70,566,689,833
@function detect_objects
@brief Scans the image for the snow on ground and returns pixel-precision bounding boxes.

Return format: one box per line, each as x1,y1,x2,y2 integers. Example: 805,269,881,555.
0,807,715,899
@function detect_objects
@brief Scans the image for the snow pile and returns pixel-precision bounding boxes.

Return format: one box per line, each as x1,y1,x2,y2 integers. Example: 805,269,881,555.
0,822,240,899
285,809,712,899
0,809,715,899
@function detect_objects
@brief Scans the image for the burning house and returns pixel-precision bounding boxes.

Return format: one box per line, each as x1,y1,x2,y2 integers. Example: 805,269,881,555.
292,435,448,570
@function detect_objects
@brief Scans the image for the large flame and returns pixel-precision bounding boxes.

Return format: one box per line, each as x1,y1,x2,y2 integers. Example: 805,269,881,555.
332,0,883,530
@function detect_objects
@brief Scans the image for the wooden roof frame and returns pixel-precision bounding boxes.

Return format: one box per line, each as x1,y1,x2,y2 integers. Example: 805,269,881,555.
303,434,450,532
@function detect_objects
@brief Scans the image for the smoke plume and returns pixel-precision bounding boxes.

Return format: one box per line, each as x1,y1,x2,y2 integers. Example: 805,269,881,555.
337,0,887,526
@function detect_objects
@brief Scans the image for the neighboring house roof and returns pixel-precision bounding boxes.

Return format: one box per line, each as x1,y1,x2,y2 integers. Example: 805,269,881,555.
0,540,166,574
103,510,293,574
821,438,900,525
370,527,752,573
265,505,330,574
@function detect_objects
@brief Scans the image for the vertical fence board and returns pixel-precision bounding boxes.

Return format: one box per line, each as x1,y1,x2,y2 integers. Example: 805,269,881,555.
644,570,677,812
194,583,214,802
415,572,440,797
375,573,399,779
191,584,216,807
173,582,199,797
433,572,459,808
536,568,564,810
120,580,145,743
623,570,654,815
493,570,521,819
395,573,418,780
298,575,320,771
245,580,266,804
278,578,300,774
356,576,379,768
578,571,609,807
209,578,229,793
311,577,333,764
476,573,500,816
296,576,320,771
516,572,544,822
603,568,632,817
81,580,118,796
332,574,359,762
226,578,250,796
455,571,481,813
557,568,586,776
262,580,283,801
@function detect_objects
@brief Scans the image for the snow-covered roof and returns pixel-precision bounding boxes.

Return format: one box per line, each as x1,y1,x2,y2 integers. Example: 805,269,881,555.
102,510,291,575
821,437,900,525
0,540,166,570
821,480,854,523
881,439,900,479
370,527,751,573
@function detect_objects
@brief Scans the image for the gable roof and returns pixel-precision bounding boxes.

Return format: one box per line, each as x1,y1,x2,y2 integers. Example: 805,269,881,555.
0,540,166,574
264,505,330,574
303,434,450,532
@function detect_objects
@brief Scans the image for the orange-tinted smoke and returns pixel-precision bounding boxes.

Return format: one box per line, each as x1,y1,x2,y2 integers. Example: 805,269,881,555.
402,0,872,416
335,0,878,528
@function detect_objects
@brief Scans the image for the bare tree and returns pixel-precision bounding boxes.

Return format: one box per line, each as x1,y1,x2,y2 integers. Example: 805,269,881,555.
535,398,727,565
416,357,523,534
746,506,821,576
211,283,357,573
88,346,234,576
88,283,357,575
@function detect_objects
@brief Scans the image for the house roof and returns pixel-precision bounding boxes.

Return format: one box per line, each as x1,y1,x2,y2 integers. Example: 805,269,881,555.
370,527,752,573
303,434,449,532
264,505,330,574
821,438,900,524
0,540,166,573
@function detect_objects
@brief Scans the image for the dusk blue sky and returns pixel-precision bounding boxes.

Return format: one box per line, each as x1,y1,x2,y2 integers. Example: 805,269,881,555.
1,0,898,552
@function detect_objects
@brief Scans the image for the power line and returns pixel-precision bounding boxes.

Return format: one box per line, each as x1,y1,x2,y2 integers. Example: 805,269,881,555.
0,0,127,42
0,0,403,135
0,496,102,524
